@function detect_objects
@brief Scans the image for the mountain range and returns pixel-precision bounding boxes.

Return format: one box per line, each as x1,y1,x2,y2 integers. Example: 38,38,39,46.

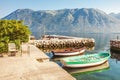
109,13,120,20
2,8,120,38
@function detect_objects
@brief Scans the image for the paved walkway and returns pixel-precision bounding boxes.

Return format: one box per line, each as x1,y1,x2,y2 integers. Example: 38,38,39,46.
0,44,75,80
21,44,49,61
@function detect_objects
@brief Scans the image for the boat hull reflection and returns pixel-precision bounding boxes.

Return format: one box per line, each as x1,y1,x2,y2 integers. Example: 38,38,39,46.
64,61,109,74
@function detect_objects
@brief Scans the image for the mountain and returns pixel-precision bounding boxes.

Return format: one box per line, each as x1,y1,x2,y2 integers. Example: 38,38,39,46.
2,8,120,38
109,13,120,20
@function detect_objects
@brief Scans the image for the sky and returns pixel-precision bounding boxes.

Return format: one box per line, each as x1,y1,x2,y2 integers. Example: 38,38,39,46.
0,0,120,18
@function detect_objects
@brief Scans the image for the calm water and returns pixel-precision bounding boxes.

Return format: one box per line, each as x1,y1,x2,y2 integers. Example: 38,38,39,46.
70,33,120,80
46,33,120,80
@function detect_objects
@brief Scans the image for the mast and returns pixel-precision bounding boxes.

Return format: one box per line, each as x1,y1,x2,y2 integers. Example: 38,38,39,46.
44,25,46,36
43,25,46,38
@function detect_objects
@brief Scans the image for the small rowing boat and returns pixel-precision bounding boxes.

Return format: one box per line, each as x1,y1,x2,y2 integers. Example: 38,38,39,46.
61,52,110,68
51,48,85,56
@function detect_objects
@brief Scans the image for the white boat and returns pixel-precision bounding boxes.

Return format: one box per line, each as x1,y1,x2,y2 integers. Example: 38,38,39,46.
51,48,85,56
64,61,109,74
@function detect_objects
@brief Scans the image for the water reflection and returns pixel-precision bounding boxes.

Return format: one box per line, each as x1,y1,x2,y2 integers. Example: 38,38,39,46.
110,50,120,61
64,61,109,75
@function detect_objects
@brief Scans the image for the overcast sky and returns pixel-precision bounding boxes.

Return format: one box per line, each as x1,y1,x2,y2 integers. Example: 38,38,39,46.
0,0,120,18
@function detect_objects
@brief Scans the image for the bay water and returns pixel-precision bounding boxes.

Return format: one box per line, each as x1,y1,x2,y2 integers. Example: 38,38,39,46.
46,33,120,80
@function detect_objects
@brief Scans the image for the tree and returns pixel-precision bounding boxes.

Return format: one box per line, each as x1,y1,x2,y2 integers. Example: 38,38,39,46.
0,20,31,53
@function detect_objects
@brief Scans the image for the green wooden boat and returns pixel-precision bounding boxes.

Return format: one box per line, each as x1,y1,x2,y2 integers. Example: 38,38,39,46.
61,52,110,68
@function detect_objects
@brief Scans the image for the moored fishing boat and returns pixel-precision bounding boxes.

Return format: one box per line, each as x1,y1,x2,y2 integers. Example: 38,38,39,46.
61,52,110,68
51,48,85,56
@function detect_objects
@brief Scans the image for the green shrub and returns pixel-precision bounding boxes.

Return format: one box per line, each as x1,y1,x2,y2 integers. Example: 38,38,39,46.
0,20,31,53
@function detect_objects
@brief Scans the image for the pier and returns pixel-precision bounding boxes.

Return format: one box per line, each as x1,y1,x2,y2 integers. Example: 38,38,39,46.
33,35,95,50
110,40,120,51
0,35,95,80
0,44,75,80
